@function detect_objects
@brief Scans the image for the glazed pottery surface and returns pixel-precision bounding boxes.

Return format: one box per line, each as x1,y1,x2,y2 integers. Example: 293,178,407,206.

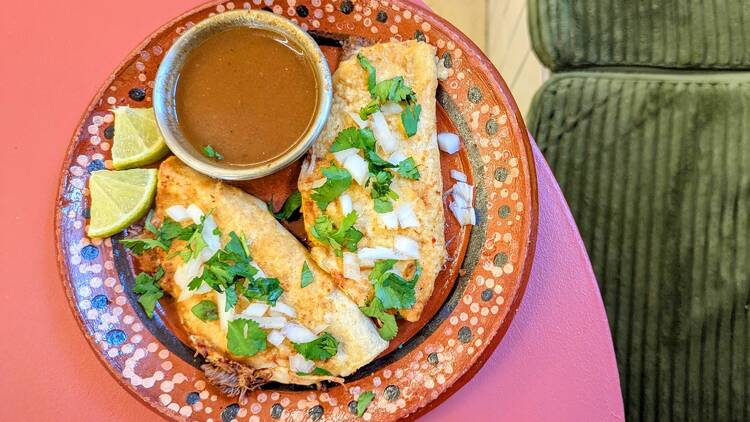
55,1,538,420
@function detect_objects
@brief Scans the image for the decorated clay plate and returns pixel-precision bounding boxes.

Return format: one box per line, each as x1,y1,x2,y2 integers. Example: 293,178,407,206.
55,1,538,420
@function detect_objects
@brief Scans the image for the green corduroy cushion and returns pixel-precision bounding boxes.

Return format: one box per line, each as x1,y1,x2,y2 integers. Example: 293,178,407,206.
528,72,750,421
529,0,750,70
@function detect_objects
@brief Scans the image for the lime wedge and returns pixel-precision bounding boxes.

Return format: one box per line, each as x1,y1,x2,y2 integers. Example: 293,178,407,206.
87,169,157,238
111,106,169,169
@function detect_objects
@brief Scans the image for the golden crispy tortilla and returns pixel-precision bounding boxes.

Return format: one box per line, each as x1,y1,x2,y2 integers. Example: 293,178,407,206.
139,157,387,392
298,40,445,321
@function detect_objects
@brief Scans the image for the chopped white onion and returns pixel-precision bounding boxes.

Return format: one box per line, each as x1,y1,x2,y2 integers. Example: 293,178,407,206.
386,150,407,165
271,301,297,318
198,246,215,262
371,111,398,153
174,258,202,287
381,102,403,115
247,316,287,329
311,178,327,189
252,264,267,279
166,205,190,222
396,203,420,228
267,330,285,347
448,200,463,224
343,154,369,186
186,204,205,224
437,132,461,154
339,193,353,215
449,200,476,226
241,302,269,317
201,215,222,252
346,110,369,128
332,147,359,165
343,252,361,280
452,182,474,204
289,353,315,374
177,282,210,302
216,291,234,331
378,211,399,229
175,227,219,301
359,258,375,268
451,194,468,209
394,235,420,259
282,323,318,343
175,258,210,301
358,246,404,262
450,170,468,182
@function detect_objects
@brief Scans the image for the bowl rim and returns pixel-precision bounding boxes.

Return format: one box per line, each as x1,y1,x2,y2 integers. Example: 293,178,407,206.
153,9,333,181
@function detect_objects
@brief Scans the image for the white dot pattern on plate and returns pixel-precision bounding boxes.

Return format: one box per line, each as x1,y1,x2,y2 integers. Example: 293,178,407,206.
55,1,534,421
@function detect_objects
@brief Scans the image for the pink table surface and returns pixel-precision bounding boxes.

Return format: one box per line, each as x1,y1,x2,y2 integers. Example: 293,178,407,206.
0,1,624,420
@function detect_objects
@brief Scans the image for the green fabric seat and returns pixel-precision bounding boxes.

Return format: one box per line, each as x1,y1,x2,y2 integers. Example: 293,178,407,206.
527,1,750,420
528,73,750,421
529,0,750,70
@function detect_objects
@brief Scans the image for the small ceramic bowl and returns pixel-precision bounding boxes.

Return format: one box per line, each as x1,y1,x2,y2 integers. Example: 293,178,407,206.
153,9,332,180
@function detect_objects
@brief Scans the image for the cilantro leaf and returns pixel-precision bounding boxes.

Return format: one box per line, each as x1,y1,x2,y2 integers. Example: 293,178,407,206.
188,231,284,309
401,103,422,137
225,284,238,311
376,271,417,310
328,127,403,214
365,149,396,172
372,76,415,104
118,237,168,254
293,332,339,361
373,198,394,213
144,209,158,234
170,249,190,263
119,215,198,255
331,127,361,152
392,80,417,103
226,318,267,357
359,98,381,120
331,128,393,174
356,53,421,137
301,261,314,288
191,300,219,321
311,211,363,257
397,157,420,180
357,53,377,92
133,266,165,318
360,297,398,340
311,366,333,376
240,277,283,306
202,145,224,160
268,190,302,221
370,259,397,281
186,223,208,259
311,165,352,210
369,171,398,213
162,218,198,242
356,391,376,417
225,231,250,261
369,261,421,310
296,366,333,377
331,127,376,152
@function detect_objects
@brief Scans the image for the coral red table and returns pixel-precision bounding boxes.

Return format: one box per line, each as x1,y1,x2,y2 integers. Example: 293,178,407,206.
0,1,624,420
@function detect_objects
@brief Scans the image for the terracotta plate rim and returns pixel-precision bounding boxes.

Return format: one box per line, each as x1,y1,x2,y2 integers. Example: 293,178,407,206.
54,0,539,420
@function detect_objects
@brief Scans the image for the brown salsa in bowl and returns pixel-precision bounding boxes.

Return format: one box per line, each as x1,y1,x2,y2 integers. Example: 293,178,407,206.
154,10,332,180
